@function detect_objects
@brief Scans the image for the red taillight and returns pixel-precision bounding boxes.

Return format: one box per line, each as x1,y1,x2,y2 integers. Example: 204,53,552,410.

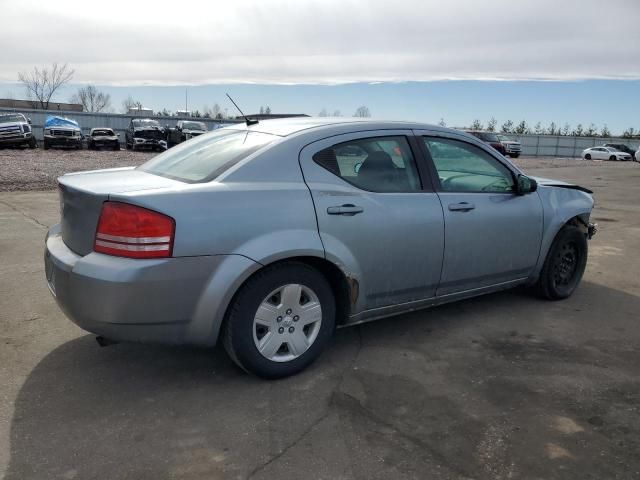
94,202,175,259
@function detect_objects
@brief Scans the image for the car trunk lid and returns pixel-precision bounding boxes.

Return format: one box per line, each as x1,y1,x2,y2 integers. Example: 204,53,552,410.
57,167,181,255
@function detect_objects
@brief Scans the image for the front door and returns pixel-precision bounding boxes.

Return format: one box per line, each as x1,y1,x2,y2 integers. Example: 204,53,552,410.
299,131,444,313
417,132,543,296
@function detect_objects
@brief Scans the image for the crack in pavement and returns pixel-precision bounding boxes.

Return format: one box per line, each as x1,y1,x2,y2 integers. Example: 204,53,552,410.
247,410,332,479
0,199,49,230
248,327,364,479
330,387,474,479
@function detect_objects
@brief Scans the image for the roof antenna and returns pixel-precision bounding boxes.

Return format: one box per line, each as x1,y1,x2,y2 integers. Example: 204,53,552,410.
226,93,259,126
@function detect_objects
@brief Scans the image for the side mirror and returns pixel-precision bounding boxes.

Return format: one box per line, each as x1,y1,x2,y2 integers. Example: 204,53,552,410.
516,174,537,195
28,118,32,125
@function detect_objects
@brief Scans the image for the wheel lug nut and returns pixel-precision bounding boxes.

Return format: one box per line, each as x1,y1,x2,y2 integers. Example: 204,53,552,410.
277,316,282,322
278,327,284,334
288,327,295,333
293,315,299,322
286,309,292,315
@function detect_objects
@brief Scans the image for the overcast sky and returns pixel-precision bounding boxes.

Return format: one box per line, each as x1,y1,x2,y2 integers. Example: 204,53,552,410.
1,0,639,85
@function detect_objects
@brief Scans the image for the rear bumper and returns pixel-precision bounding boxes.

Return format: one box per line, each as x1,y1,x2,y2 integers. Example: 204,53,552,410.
44,223,259,346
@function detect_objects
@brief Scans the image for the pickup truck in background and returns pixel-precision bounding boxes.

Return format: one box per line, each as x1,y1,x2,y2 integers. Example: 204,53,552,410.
43,116,82,150
497,134,522,158
0,113,37,148
125,118,167,151
166,120,207,147
465,130,507,155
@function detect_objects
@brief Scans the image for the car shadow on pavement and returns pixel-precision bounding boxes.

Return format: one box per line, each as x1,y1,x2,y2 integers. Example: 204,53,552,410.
5,281,640,480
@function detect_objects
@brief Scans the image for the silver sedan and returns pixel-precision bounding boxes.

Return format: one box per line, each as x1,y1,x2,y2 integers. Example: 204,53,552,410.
45,118,596,378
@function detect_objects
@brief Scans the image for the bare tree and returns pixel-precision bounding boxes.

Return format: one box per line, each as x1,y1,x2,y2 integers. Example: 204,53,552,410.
514,120,530,135
18,62,74,109
470,119,483,130
332,110,342,117
486,117,497,132
318,108,328,117
533,122,543,134
561,123,570,136
622,127,636,138
572,124,583,136
122,95,142,113
70,85,111,112
585,123,598,137
600,124,611,138
353,106,371,118
203,103,223,119
547,122,558,135
500,120,513,133
264,106,272,115
438,118,446,127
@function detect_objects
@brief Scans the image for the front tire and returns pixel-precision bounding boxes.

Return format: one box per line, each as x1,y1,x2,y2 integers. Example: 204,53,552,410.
535,225,588,300
223,262,336,379
609,155,617,161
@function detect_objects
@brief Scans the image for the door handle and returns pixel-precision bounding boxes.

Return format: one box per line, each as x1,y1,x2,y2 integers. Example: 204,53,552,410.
448,202,475,212
327,204,364,216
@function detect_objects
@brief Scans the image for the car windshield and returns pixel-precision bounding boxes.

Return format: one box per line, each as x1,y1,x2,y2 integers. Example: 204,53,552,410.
132,119,160,127
92,129,113,136
139,129,278,182
0,114,26,123
498,135,514,142
182,121,206,130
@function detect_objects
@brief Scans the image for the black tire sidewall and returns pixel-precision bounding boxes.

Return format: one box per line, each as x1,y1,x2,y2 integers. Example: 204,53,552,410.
224,262,336,379
539,226,588,299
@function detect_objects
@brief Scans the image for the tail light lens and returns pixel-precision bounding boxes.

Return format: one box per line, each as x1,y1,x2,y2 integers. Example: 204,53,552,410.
94,202,175,259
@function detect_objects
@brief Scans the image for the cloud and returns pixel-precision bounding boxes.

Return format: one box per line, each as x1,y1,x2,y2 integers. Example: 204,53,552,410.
1,0,639,85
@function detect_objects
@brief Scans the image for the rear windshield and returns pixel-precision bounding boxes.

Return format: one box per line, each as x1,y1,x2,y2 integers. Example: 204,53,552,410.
139,129,277,182
92,129,113,136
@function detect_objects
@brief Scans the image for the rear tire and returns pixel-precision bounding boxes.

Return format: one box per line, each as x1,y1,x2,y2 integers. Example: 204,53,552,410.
223,262,335,379
535,225,587,300
585,154,591,160
609,155,617,161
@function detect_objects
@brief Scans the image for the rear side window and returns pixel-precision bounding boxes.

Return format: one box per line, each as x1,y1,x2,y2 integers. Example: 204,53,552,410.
313,136,421,192
139,130,277,182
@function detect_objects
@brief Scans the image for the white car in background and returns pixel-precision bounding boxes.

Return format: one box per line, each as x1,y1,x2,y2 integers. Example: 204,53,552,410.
636,146,640,162
582,146,632,161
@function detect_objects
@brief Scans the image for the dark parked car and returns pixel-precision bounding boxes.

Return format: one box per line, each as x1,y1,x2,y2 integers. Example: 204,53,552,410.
465,130,506,155
604,143,636,161
88,128,120,151
0,113,36,148
125,118,167,151
166,120,207,147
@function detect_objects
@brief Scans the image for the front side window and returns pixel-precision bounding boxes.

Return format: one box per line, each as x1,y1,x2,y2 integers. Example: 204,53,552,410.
423,137,514,193
313,136,421,192
139,129,277,182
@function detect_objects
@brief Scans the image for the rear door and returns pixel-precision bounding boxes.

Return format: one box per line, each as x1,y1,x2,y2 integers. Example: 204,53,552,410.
415,131,543,296
299,130,444,313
